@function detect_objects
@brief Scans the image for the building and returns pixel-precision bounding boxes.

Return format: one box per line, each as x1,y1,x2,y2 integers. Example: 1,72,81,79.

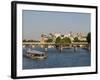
54,33,61,38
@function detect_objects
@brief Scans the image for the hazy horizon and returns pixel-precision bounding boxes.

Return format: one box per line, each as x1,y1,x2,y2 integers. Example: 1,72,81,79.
22,10,90,40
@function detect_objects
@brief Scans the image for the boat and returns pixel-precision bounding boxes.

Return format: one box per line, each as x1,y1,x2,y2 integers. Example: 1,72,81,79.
24,49,47,60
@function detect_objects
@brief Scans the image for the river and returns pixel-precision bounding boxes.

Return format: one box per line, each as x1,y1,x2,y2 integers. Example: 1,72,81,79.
23,47,90,69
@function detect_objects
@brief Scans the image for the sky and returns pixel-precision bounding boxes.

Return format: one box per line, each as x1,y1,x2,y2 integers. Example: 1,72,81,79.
22,10,90,40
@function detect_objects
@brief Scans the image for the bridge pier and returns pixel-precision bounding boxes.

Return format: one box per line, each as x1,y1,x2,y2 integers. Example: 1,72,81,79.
45,47,48,52
59,45,63,53
44,44,48,52
88,44,91,52
73,45,77,52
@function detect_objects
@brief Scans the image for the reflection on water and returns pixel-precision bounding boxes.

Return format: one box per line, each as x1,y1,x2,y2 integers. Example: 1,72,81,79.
23,47,90,69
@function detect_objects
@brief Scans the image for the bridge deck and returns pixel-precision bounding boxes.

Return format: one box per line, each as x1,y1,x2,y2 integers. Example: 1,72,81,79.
22,42,88,45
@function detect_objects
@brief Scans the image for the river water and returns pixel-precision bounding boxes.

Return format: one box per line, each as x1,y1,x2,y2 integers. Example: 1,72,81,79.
23,47,90,69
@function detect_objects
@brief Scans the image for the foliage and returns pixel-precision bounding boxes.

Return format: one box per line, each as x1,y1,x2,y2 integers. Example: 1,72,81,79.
46,38,53,42
63,37,71,44
55,37,71,44
74,37,79,42
61,35,64,37
55,37,61,44
23,39,27,42
87,32,91,43
23,40,40,42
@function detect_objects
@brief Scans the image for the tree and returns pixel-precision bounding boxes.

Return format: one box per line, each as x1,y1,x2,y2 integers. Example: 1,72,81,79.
23,39,26,42
55,37,61,48
87,32,91,43
55,37,71,44
61,35,64,37
64,37,71,44
59,38,65,46
74,37,79,42
55,37,72,50
46,38,53,42
55,37,61,44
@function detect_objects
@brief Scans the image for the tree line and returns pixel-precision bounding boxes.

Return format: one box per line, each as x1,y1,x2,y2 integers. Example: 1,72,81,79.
23,32,91,44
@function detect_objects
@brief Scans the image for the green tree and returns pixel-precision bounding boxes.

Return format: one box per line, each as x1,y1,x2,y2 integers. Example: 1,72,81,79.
60,38,65,44
46,38,53,42
55,37,61,44
64,37,71,43
61,35,64,37
55,37,71,44
74,37,79,42
55,37,61,48
87,32,91,43
55,37,72,49
23,39,26,42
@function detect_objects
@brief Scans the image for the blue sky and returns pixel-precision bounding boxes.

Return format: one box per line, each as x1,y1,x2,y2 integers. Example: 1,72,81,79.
22,10,90,40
